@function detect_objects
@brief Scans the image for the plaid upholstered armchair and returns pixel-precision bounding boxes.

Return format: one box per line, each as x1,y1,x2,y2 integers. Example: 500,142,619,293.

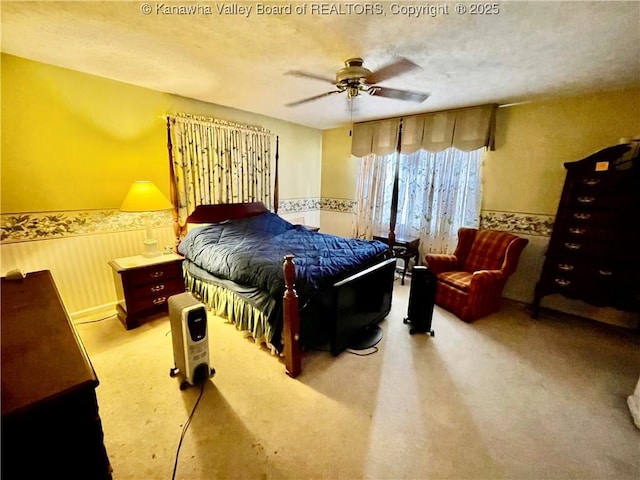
424,228,528,322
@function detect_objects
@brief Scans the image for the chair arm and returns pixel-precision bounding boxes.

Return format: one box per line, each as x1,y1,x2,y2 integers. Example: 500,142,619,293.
500,237,529,276
471,269,506,283
424,254,459,274
468,269,507,296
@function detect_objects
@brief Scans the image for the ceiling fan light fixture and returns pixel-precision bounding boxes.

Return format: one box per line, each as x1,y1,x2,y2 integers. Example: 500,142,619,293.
284,56,429,108
347,86,360,99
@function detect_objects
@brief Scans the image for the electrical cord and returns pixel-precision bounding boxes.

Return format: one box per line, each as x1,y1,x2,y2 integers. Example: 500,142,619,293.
310,346,379,356
171,381,206,480
75,314,117,325
345,346,379,356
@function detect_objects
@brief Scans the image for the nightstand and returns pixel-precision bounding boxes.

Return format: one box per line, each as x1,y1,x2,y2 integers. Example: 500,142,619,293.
108,253,185,329
373,235,420,285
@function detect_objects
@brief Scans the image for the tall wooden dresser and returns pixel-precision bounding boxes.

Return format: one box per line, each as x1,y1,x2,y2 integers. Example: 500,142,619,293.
1,270,112,479
532,142,640,318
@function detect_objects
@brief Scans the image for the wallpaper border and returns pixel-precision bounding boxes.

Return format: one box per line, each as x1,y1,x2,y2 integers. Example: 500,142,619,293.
0,201,554,243
1,210,173,244
480,210,555,237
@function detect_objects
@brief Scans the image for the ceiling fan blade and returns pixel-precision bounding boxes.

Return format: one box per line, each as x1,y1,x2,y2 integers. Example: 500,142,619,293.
367,57,421,84
285,90,342,107
284,70,335,84
369,87,429,103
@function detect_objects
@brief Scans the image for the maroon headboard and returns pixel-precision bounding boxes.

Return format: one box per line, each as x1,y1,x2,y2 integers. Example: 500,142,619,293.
185,202,269,225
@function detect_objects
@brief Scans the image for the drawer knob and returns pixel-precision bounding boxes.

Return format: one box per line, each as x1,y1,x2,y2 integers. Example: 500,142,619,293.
152,296,167,305
572,212,591,221
564,242,581,250
557,263,574,271
576,196,595,204
150,271,165,279
568,227,586,235
151,284,166,293
582,178,600,187
554,278,571,287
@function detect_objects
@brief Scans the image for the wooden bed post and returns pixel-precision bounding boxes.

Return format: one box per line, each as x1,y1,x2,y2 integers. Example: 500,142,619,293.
282,254,301,378
166,116,183,247
274,136,279,214
388,118,403,251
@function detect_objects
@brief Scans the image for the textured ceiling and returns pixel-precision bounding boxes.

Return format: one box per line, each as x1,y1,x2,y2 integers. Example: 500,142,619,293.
2,1,639,129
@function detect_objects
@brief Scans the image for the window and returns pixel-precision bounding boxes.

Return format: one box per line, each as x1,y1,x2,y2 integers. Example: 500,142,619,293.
354,147,484,254
351,105,495,254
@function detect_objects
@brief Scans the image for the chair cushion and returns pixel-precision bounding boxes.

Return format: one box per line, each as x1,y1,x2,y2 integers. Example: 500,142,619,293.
438,271,473,293
464,230,515,273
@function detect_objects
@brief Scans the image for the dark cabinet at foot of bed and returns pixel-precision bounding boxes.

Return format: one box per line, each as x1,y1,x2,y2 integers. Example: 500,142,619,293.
109,253,185,329
532,142,640,318
1,270,112,480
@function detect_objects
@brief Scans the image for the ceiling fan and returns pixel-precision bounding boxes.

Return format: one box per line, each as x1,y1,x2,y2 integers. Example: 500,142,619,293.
285,57,429,107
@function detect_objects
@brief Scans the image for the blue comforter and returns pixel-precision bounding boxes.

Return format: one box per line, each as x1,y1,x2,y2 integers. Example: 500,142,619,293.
178,213,388,297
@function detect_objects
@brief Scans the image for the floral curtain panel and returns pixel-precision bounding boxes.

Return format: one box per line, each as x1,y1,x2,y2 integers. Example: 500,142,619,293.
167,114,272,228
352,152,397,240
397,148,484,254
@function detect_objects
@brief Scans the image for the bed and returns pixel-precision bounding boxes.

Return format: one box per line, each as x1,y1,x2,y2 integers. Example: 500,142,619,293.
176,202,397,377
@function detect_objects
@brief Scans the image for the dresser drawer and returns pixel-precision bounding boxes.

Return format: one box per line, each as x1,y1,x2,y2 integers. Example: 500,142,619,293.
567,191,640,210
572,171,640,193
562,208,639,228
125,260,183,287
541,258,638,299
550,227,638,258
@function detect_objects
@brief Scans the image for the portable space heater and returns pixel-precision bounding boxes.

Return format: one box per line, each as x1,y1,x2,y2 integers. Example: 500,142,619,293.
403,266,437,336
168,292,214,390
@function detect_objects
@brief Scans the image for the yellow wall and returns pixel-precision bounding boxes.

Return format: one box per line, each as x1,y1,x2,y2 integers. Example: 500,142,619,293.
483,88,640,214
321,126,357,199
320,88,640,216
1,53,322,213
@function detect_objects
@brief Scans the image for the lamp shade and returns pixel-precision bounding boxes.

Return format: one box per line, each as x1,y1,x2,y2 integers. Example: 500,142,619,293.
120,181,172,212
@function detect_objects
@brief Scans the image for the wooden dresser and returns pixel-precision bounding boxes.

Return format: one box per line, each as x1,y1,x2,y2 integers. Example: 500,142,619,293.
109,253,185,329
532,142,640,318
1,270,112,479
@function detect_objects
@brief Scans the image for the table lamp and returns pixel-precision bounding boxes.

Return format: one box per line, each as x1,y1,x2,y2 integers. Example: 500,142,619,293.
120,180,172,257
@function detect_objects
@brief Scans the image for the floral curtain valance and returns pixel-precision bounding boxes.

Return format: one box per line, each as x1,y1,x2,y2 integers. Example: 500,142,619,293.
351,104,497,156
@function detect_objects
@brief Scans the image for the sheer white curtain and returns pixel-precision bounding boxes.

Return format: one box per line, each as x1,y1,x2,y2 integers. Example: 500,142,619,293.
397,148,483,254
352,152,397,240
353,148,484,254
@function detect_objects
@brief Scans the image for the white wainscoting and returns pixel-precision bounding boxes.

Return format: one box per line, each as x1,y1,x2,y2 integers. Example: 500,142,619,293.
319,210,354,237
279,211,320,230
1,227,175,320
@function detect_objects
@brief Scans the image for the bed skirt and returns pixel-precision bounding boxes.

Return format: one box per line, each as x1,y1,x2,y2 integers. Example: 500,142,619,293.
184,269,279,354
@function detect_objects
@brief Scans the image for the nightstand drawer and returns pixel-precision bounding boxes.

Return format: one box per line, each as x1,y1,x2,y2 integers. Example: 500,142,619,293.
131,277,185,301
125,261,183,287
126,284,185,314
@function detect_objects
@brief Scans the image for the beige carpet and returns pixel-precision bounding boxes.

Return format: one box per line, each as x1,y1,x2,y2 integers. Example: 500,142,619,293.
76,279,640,480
